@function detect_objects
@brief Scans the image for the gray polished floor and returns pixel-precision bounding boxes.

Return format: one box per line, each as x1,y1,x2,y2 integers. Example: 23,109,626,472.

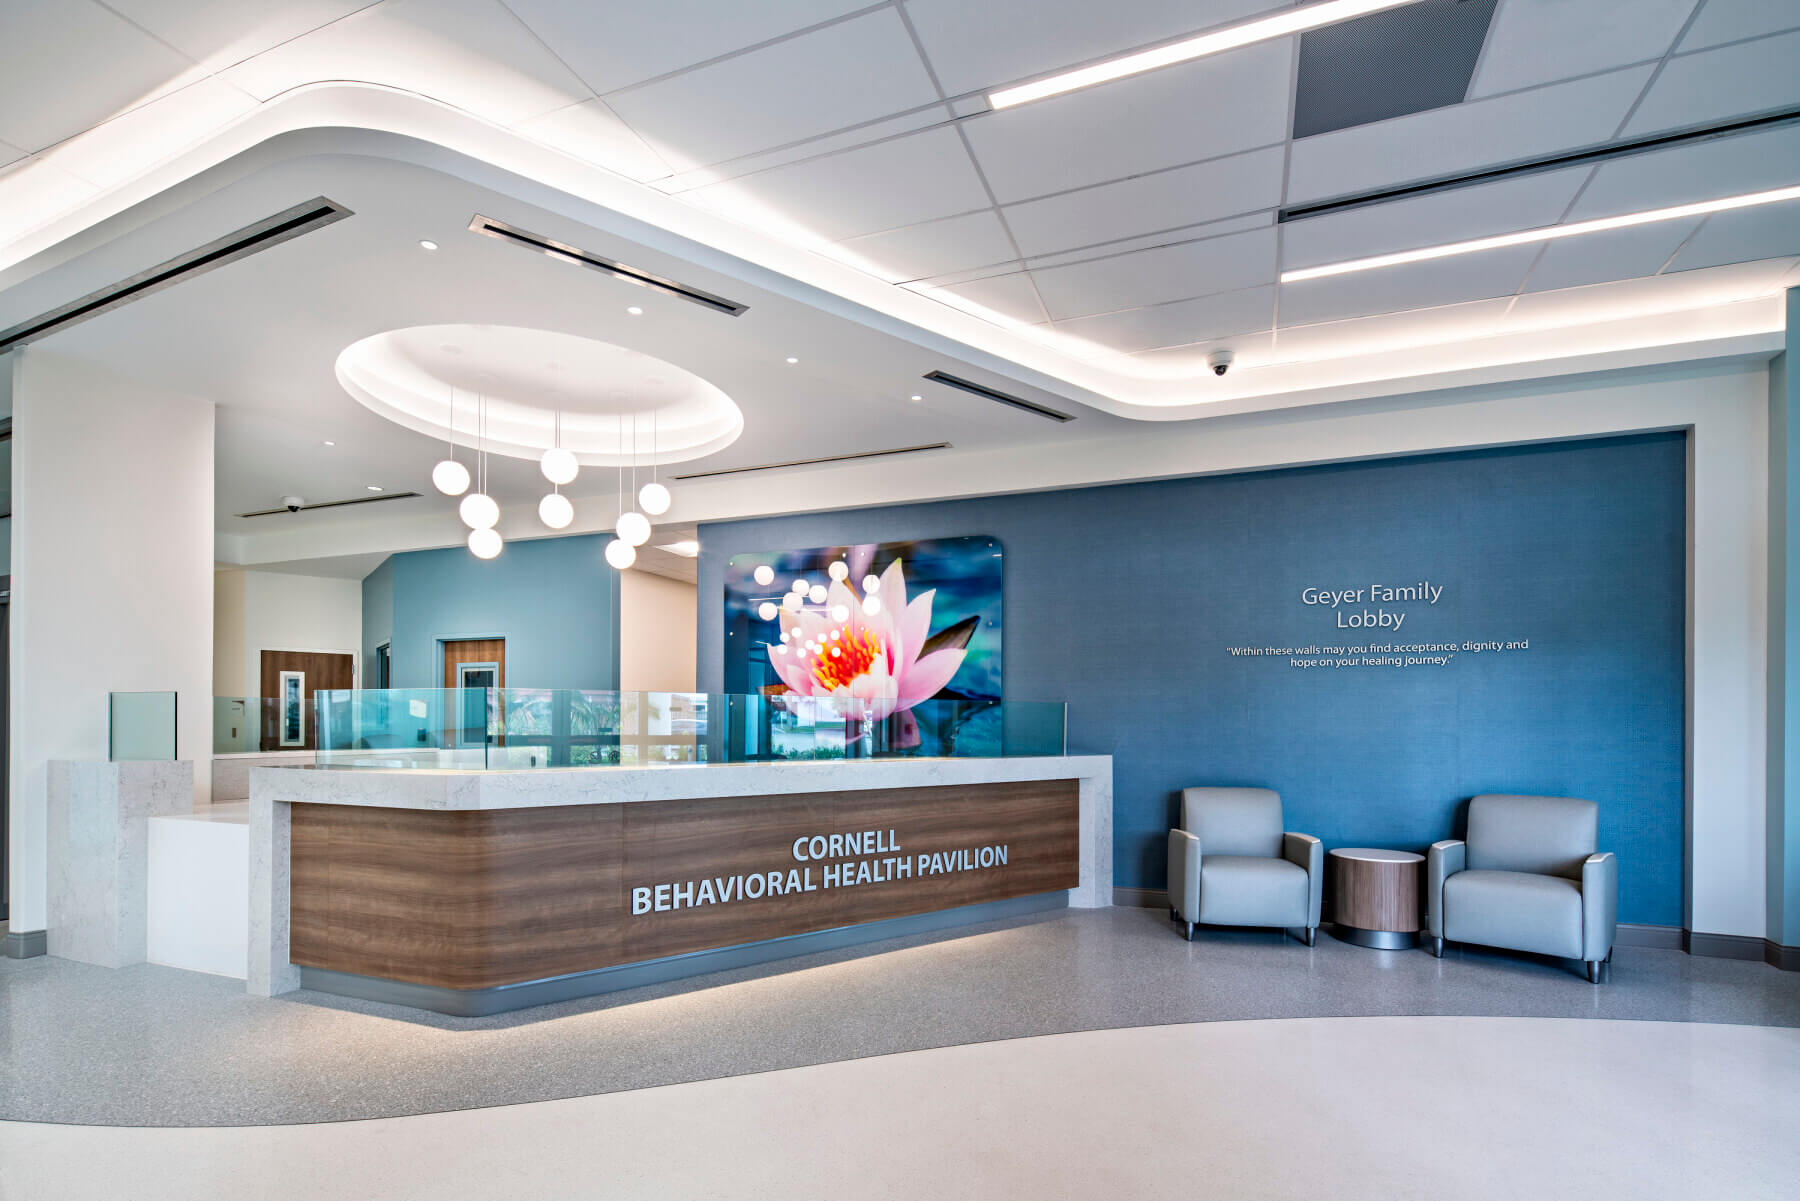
3,906,1796,1126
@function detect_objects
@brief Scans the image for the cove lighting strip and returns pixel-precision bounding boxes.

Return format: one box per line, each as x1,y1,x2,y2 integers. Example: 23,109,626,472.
1281,184,1800,282
987,0,1426,109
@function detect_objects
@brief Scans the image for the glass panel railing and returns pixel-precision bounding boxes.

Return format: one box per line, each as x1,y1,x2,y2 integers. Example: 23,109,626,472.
310,689,1066,769
110,691,177,761
213,697,263,754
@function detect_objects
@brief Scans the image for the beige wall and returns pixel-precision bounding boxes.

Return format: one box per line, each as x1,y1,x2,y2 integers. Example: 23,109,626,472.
619,569,697,693
213,569,246,696
213,568,362,700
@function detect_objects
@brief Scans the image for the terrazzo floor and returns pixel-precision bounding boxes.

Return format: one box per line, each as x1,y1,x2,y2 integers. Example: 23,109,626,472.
6,1017,1798,1200
4,906,1797,1127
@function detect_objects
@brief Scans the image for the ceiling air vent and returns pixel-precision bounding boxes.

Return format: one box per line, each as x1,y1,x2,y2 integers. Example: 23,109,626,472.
236,491,422,519
0,197,352,354
468,215,749,316
922,370,1072,422
673,443,950,480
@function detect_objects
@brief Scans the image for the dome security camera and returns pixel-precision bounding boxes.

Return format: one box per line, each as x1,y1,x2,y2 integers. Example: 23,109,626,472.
1207,350,1233,377
282,495,305,513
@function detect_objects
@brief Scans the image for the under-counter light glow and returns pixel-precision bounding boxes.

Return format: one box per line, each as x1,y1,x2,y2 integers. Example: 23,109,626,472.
988,0,1425,109
1282,184,1800,282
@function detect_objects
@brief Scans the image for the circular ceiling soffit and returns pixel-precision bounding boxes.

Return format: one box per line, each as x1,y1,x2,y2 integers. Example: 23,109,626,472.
334,324,743,464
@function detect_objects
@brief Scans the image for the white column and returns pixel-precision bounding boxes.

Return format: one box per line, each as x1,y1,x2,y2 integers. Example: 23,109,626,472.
7,348,214,943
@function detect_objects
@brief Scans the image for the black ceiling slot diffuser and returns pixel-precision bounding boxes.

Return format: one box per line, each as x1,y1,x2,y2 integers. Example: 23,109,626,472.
923,370,1073,422
673,443,951,480
468,215,750,316
236,491,422,519
0,197,352,354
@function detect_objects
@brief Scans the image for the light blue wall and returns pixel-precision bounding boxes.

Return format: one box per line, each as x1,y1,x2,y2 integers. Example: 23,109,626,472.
1772,288,1799,948
368,534,619,691
698,434,1688,926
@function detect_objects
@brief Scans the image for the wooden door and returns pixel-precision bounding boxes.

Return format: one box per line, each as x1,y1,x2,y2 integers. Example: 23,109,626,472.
444,639,506,748
260,650,355,751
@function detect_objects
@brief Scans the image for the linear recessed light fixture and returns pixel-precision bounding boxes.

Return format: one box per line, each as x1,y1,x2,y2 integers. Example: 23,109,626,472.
468,215,749,315
672,443,951,480
1281,184,1800,282
988,0,1426,109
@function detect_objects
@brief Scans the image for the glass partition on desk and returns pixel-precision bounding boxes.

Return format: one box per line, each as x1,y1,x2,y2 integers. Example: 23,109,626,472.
110,691,177,761
313,689,1065,769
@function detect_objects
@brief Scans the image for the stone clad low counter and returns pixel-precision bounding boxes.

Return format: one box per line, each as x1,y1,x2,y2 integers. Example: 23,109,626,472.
249,756,1112,1015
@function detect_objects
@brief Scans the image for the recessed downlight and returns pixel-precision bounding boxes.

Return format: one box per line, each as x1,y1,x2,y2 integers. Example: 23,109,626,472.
909,394,922,402
1281,183,1800,283
988,0,1426,109
419,239,438,251
785,356,799,364
627,305,643,316
366,485,383,492
322,440,335,446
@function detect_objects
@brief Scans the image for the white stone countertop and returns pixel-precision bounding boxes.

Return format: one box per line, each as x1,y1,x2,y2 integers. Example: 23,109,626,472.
250,755,1113,812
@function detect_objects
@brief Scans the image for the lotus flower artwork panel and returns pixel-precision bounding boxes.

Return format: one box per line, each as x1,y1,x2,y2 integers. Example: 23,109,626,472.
725,537,1002,758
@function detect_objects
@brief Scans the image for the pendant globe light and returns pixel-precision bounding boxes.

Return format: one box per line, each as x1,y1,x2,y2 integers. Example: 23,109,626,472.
638,410,671,515
538,491,573,529
432,385,470,496
460,389,499,534
614,413,651,546
540,399,578,485
604,424,636,569
468,526,503,559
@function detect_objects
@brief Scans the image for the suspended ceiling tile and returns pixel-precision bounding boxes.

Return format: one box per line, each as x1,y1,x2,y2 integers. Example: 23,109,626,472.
1623,28,1800,136
681,126,991,243
1271,296,1514,362
1276,245,1538,326
1568,124,1800,218
655,107,948,193
0,156,102,247
903,0,1280,99
1281,166,1589,272
1001,146,1284,260
1285,64,1653,204
961,39,1292,203
1469,0,1697,98
1678,0,1800,51
1030,226,1277,321
34,77,258,191
502,0,869,93
838,211,1019,283
1521,220,1703,292
1294,0,1497,138
1022,212,1271,271
0,0,199,152
219,0,590,126
512,100,674,183
1504,257,1796,325
1665,202,1800,272
1050,285,1274,354
921,271,1050,325
102,0,369,74
605,9,940,173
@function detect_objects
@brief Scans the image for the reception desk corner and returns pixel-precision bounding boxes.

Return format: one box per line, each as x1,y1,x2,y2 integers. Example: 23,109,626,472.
249,756,1112,1015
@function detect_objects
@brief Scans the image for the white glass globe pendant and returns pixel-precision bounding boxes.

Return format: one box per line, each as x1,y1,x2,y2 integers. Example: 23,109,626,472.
638,480,671,516
459,491,499,530
615,510,651,547
468,527,503,560
605,538,636,570
538,491,573,530
432,458,470,496
540,447,579,486
753,564,775,586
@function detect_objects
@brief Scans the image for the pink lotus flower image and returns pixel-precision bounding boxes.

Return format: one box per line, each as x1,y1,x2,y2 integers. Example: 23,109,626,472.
766,558,966,721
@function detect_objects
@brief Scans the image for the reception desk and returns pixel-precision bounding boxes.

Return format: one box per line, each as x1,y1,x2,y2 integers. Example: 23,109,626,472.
250,756,1111,1014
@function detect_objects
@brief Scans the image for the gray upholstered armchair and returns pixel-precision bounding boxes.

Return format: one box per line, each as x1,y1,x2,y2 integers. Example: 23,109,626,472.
1428,794,1618,982
1167,787,1322,944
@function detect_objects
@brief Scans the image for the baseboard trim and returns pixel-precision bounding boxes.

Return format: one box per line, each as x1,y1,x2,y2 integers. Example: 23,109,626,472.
1111,894,1793,968
4,929,47,959
1615,923,1684,950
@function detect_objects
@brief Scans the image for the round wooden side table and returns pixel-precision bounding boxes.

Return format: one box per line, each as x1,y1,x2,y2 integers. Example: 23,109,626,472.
1329,848,1423,949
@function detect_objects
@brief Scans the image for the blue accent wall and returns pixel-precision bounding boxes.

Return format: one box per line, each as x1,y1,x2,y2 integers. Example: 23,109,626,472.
366,534,620,692
698,434,1688,926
